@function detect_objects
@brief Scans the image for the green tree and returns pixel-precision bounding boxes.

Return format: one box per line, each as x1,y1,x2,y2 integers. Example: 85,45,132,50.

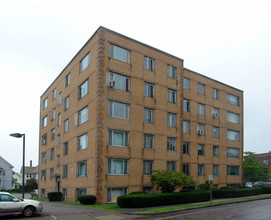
243,151,266,183
150,170,196,193
25,178,38,192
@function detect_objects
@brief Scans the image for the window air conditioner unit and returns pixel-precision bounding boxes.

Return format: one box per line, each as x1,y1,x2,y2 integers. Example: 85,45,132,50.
197,130,203,135
212,113,218,119
109,80,115,88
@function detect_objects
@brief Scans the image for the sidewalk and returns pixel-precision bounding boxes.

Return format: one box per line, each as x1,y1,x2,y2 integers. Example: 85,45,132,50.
118,194,271,215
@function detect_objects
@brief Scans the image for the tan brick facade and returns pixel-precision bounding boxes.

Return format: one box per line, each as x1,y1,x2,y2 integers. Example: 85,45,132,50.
39,27,243,203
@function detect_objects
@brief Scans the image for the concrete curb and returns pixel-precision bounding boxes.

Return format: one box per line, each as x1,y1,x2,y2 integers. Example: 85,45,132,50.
122,195,271,215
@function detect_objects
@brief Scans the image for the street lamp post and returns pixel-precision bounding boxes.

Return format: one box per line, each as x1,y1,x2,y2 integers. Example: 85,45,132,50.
10,133,25,199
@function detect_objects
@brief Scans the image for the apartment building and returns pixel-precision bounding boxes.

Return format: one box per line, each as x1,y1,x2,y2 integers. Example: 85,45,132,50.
39,26,243,203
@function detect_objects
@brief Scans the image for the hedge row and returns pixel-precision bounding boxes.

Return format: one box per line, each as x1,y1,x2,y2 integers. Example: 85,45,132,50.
117,190,210,208
78,195,96,205
212,187,263,199
262,185,271,194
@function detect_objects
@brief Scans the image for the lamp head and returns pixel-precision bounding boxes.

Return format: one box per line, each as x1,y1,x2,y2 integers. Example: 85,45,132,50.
10,133,23,138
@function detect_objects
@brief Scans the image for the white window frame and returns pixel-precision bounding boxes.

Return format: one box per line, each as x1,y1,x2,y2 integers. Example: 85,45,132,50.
80,53,90,73
183,142,190,154
198,103,205,115
78,79,89,99
213,88,219,99
42,152,46,163
43,116,48,128
167,113,176,128
144,82,155,98
77,160,87,177
58,113,61,126
43,98,48,109
183,78,190,90
227,147,240,158
144,108,154,124
197,124,205,136
227,129,240,141
143,160,153,175
66,73,70,87
198,144,205,156
227,111,240,124
144,56,155,71
107,72,130,92
167,137,176,151
57,134,60,148
78,106,88,125
110,44,130,63
144,134,154,149
108,129,129,147
107,158,129,175
168,89,176,103
213,146,219,157
198,164,205,176
212,107,219,119
78,133,88,151
108,100,130,120
64,96,69,111
213,126,219,138
198,83,205,95
213,165,219,176
52,88,56,100
64,119,69,133
52,108,56,121
107,188,128,203
183,99,190,112
168,65,176,79
183,121,190,134
58,92,62,105
63,142,68,156
227,94,240,106
227,166,239,176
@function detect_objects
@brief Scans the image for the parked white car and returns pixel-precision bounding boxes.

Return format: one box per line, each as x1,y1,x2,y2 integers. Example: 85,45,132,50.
0,192,43,217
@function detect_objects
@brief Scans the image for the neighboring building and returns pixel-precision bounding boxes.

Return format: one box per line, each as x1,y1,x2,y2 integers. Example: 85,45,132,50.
12,172,22,189
0,156,14,190
39,26,243,203
254,151,271,169
21,160,38,184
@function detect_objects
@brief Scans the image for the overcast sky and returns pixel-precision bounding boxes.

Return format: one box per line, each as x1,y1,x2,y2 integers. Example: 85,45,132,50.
1,0,271,173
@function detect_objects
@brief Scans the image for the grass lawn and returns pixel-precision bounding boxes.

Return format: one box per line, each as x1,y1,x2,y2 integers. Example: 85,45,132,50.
30,196,43,201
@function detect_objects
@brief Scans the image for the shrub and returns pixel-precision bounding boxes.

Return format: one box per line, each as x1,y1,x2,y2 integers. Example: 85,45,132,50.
262,185,271,194
213,187,262,199
78,195,96,205
117,190,210,208
48,192,63,201
129,191,147,195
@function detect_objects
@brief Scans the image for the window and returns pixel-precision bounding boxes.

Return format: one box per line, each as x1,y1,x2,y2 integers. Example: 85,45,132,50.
167,113,176,128
80,53,90,73
78,133,88,151
51,128,55,140
64,96,69,111
107,188,128,203
227,166,239,176
63,142,68,156
198,144,205,156
50,168,54,180
144,108,154,124
43,98,48,109
109,101,130,119
183,163,190,175
213,127,219,138
63,165,68,179
76,188,86,200
52,108,56,121
144,82,155,98
168,65,176,79
78,106,88,125
108,158,128,175
227,94,240,106
213,146,219,157
41,188,46,197
42,134,47,145
57,155,60,168
108,129,129,147
227,130,240,141
198,164,205,176
183,78,190,90
227,112,240,124
64,119,69,133
57,134,60,148
110,44,130,63
58,113,61,126
143,187,153,194
167,161,176,171
52,88,56,100
183,142,190,155
183,99,190,112
198,83,205,95
77,160,87,177
58,92,62,105
227,148,240,158
143,160,153,175
41,170,46,181
144,134,154,149
183,121,190,134
66,73,70,87
108,72,130,92
212,107,219,119
50,148,54,160
167,137,176,151
213,88,219,99
213,165,219,176
78,79,89,99
144,56,155,71
42,116,48,128
62,188,67,200
197,124,205,136
263,160,269,165
198,104,205,115
42,152,46,163
168,89,176,103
